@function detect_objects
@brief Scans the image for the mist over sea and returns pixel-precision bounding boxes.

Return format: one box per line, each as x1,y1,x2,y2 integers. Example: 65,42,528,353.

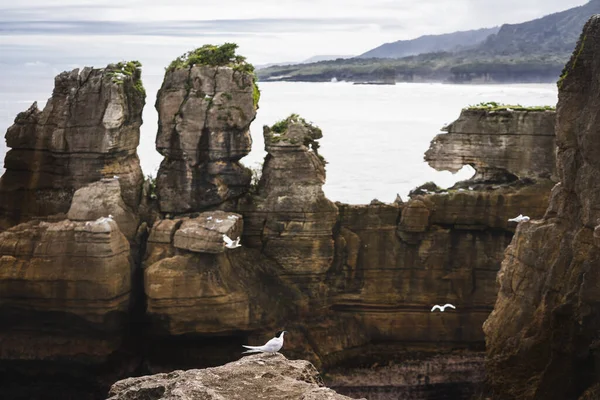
0,78,557,204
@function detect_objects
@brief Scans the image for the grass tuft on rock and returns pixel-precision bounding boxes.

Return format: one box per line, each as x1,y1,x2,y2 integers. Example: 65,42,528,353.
465,101,555,112
106,60,145,95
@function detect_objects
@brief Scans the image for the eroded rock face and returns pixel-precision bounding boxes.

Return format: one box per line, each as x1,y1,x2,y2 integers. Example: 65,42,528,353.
143,211,299,337
155,65,255,213
67,178,139,240
483,17,600,399
108,353,360,400
0,218,131,363
0,64,145,230
425,108,556,182
241,117,338,295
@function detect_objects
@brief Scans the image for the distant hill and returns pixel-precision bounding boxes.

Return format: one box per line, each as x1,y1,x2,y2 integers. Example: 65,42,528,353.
258,0,600,83
478,0,600,55
359,27,500,59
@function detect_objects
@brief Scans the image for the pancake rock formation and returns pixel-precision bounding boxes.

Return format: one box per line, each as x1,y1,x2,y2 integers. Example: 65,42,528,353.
241,114,338,296
108,353,360,400
425,106,556,182
155,45,258,213
483,16,600,400
0,218,131,364
0,62,145,230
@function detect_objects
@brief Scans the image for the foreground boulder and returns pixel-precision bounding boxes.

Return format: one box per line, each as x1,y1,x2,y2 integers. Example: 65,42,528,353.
155,44,258,213
0,62,145,230
107,353,360,400
483,16,600,400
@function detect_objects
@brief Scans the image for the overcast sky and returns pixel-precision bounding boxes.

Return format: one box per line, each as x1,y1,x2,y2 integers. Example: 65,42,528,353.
0,0,590,68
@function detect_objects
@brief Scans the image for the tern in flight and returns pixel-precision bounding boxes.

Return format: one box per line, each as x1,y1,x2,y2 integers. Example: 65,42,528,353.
431,304,456,312
223,234,241,249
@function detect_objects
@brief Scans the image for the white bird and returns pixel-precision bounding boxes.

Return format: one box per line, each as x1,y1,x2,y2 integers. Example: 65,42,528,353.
242,331,287,354
207,216,213,221
506,107,513,112
216,219,223,223
458,188,466,192
508,214,530,223
108,214,114,219
431,304,456,312
223,234,241,249
113,175,119,179
227,215,239,220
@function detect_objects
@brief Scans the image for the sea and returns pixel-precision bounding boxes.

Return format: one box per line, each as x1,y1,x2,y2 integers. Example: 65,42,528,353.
0,79,558,204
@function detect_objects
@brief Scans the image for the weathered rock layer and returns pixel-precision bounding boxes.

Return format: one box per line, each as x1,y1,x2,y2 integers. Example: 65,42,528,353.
483,16,600,400
426,108,556,182
155,65,256,213
0,63,145,230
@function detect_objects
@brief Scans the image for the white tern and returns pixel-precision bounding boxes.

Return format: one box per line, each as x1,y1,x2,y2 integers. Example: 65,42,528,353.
508,214,530,223
223,234,241,249
431,304,456,312
242,331,287,354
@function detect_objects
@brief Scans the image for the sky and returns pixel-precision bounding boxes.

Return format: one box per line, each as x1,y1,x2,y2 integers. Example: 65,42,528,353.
0,0,590,69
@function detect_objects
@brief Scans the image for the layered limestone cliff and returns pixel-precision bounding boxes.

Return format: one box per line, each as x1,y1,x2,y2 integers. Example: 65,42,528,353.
0,45,563,400
154,47,257,213
425,107,556,182
0,217,131,364
0,62,145,230
483,17,600,400
108,354,360,400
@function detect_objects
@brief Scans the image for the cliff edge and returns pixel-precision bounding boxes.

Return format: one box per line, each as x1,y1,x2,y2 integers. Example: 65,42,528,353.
483,16,600,400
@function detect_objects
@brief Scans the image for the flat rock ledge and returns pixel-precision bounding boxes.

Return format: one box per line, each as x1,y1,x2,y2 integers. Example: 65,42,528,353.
107,353,361,400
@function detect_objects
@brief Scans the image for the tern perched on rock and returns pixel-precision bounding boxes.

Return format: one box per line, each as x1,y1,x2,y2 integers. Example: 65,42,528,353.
227,215,239,220
242,331,287,354
113,175,119,180
216,219,223,223
223,234,241,249
508,214,530,223
431,304,456,312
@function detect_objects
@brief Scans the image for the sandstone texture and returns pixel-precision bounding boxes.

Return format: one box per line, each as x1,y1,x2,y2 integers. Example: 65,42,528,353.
108,353,360,400
483,17,600,400
425,108,556,182
0,218,131,363
143,211,299,337
155,64,256,213
0,63,145,230
67,178,139,240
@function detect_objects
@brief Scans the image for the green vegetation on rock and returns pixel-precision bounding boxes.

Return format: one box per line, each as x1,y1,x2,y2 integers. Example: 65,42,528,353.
266,114,326,163
465,101,555,112
106,60,145,95
167,43,260,109
167,43,253,72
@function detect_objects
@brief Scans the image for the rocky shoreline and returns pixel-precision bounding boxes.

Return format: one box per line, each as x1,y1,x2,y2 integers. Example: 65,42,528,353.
0,19,599,399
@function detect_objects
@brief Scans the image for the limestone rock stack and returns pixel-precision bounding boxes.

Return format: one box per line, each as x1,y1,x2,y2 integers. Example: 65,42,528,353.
241,115,338,295
154,52,257,213
483,17,600,399
0,63,145,230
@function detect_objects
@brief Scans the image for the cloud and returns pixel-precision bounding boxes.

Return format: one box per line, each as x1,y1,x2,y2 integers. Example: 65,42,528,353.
0,18,401,36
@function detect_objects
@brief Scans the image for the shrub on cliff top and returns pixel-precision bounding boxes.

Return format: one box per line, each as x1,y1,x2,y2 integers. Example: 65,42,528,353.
266,114,326,163
167,43,260,108
167,43,254,73
107,60,145,95
465,101,555,111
